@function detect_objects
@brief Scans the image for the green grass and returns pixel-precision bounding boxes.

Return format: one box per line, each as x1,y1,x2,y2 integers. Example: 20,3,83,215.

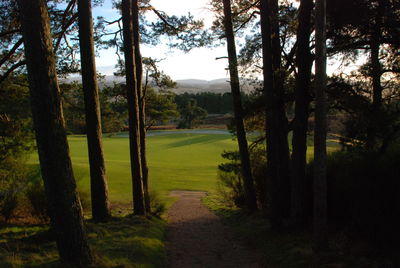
27,131,340,206
16,130,340,267
0,216,166,268
5,131,237,267
29,132,238,206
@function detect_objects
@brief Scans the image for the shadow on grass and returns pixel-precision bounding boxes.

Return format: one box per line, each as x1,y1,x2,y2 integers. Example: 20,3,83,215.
0,215,166,268
165,134,231,149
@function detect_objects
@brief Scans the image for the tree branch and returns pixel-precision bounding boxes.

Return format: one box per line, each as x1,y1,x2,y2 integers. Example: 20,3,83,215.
233,0,261,16
0,38,23,68
0,28,21,38
234,11,259,33
0,60,26,85
54,13,79,53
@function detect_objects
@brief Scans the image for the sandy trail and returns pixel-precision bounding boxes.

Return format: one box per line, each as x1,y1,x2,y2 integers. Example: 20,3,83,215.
165,190,263,268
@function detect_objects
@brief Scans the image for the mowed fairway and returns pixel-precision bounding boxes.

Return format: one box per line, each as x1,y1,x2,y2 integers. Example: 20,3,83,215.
36,131,238,205
29,131,340,206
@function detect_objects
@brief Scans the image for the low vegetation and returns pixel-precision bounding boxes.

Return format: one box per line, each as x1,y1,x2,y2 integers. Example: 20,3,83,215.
0,216,165,267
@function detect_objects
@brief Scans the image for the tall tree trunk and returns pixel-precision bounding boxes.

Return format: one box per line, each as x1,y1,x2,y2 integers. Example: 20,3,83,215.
132,0,150,212
260,0,291,229
222,0,257,212
270,0,291,223
314,0,328,250
259,0,276,213
291,0,313,224
77,0,111,222
121,0,146,215
17,0,93,266
366,30,383,150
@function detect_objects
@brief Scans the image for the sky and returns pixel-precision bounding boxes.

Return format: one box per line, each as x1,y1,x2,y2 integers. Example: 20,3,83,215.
93,0,230,81
91,0,362,81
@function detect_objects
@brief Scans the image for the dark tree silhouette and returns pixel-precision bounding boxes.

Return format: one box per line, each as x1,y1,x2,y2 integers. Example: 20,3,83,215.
290,0,313,224
77,0,111,222
259,0,291,229
121,0,146,215
222,0,257,212
314,0,328,250
17,0,93,265
132,0,150,212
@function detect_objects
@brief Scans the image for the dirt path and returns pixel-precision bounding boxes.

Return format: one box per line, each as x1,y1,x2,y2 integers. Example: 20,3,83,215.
165,191,263,268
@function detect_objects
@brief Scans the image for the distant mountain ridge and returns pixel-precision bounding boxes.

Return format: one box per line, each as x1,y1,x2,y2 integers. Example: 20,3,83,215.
61,75,257,94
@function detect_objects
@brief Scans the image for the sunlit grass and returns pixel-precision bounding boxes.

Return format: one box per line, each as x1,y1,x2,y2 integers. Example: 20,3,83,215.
29,131,238,207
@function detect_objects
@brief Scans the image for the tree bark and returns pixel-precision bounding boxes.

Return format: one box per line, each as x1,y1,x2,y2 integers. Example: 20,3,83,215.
259,0,275,213
260,0,291,229
132,0,150,212
222,0,258,212
366,27,383,150
121,0,146,215
291,0,313,224
77,0,111,222
314,0,328,250
17,0,93,266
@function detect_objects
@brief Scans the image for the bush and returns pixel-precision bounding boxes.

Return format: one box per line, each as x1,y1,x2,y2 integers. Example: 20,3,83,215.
26,169,91,222
306,145,400,248
217,146,267,208
0,156,29,222
149,190,166,217
25,169,49,222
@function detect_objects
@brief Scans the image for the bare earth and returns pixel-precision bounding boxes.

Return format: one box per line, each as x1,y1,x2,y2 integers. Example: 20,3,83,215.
165,191,263,268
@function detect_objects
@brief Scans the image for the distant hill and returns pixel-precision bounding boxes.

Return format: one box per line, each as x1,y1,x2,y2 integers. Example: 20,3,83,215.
61,76,258,94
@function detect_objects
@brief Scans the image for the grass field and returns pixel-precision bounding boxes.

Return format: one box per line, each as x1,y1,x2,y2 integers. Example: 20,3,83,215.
30,130,239,206
28,130,340,207
8,130,340,267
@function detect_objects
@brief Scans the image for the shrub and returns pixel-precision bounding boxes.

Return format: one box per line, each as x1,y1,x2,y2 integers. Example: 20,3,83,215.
149,190,166,217
25,169,49,222
26,169,91,221
0,156,29,222
78,189,91,212
306,145,400,248
217,146,267,208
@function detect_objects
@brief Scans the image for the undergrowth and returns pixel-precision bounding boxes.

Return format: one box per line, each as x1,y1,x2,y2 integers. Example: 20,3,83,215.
203,195,394,268
0,215,166,268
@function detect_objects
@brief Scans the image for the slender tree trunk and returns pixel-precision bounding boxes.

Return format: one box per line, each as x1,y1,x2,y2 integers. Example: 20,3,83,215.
77,0,111,222
132,0,150,212
222,0,257,212
270,0,291,223
17,0,93,266
260,0,291,229
366,37,383,150
259,0,276,213
291,0,313,224
121,0,146,215
314,0,328,250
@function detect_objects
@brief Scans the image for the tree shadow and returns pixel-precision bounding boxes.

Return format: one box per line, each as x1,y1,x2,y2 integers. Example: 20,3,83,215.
165,135,231,148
